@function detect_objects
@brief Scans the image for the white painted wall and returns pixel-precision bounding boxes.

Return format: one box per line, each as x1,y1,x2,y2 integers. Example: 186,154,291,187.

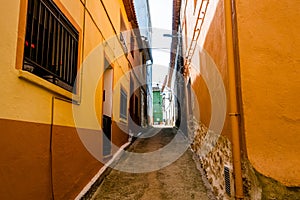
103,68,113,117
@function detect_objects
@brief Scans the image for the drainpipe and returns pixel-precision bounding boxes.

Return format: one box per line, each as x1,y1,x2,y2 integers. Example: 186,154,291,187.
224,0,244,199
50,96,74,200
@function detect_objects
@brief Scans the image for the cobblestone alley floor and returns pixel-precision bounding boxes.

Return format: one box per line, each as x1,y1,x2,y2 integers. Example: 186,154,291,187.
90,128,214,200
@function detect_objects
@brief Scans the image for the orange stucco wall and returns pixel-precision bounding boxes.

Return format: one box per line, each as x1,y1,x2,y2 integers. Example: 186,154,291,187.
192,75,211,127
0,119,103,199
112,121,130,148
202,0,231,140
52,125,103,199
235,0,300,186
190,0,232,140
0,119,52,199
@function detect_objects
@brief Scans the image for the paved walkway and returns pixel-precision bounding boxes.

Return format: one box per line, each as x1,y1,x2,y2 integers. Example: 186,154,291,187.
91,128,213,200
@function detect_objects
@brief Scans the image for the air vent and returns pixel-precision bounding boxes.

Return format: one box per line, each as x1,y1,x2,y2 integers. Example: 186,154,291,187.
224,166,231,196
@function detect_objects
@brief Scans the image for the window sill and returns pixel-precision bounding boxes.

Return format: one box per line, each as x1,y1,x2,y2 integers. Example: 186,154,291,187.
119,117,128,124
18,70,80,102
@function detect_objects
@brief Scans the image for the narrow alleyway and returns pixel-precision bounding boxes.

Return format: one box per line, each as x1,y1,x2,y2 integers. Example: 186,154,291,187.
90,128,214,200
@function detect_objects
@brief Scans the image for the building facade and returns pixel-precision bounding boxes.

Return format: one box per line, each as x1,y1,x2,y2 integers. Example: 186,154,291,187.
153,86,163,125
122,0,153,135
172,0,300,199
133,0,153,126
0,0,146,199
161,89,175,126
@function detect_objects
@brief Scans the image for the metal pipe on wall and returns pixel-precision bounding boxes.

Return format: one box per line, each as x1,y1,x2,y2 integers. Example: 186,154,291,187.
224,0,244,199
50,96,74,200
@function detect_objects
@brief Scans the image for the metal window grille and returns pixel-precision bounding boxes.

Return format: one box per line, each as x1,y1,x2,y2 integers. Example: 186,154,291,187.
120,87,127,119
23,0,79,92
224,166,231,196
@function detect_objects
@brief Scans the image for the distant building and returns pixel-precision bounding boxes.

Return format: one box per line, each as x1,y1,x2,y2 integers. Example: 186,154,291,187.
152,86,163,124
133,0,153,126
161,89,175,126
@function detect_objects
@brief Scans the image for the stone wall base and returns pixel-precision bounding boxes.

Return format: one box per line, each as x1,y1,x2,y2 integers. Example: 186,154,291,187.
242,157,300,200
189,118,300,200
189,118,234,200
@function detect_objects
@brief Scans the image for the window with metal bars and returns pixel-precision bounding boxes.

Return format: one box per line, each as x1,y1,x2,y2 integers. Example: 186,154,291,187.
120,87,127,120
23,0,79,92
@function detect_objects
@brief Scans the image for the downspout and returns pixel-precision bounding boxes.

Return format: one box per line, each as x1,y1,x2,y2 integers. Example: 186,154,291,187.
50,96,55,200
77,0,87,105
224,0,244,199
49,96,75,200
50,0,86,197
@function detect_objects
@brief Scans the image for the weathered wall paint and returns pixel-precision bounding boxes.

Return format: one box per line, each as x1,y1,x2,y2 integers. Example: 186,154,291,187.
235,0,300,186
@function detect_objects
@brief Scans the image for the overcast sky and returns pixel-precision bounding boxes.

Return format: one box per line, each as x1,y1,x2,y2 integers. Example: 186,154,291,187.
148,0,173,86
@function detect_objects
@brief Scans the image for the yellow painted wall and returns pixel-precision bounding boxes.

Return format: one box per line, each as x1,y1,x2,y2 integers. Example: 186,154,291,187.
0,0,138,198
0,0,84,126
0,0,57,124
0,0,132,129
236,0,300,186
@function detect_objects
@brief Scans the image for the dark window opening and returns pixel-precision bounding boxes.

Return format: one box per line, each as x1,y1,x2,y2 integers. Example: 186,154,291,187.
23,0,79,92
120,14,128,56
120,87,127,119
130,33,135,58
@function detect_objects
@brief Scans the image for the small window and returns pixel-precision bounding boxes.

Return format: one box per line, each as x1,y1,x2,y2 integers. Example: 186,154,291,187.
120,87,127,119
23,0,79,92
120,14,128,55
130,33,135,58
